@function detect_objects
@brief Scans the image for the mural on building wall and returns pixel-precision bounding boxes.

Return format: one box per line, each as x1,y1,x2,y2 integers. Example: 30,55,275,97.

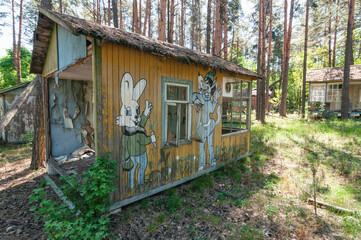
115,73,157,189
192,70,221,171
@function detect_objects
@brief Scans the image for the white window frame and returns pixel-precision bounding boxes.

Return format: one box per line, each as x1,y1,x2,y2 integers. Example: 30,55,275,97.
221,77,252,137
164,82,192,147
327,83,342,103
310,83,326,102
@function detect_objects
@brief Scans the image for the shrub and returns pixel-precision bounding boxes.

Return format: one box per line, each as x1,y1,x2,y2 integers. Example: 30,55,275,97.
29,154,117,240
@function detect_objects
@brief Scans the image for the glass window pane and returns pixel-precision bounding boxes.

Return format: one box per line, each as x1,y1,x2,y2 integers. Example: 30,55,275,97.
242,82,250,98
167,105,177,142
179,104,187,140
167,85,188,101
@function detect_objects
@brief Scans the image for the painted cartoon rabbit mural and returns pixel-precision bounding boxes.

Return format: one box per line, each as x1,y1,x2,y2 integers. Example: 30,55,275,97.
115,73,157,189
193,70,221,171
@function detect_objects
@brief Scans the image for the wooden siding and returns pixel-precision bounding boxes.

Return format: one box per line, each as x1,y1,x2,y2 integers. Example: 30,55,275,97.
98,42,254,203
43,24,58,76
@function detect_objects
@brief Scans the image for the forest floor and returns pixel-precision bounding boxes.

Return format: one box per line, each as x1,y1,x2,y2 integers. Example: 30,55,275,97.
0,115,360,239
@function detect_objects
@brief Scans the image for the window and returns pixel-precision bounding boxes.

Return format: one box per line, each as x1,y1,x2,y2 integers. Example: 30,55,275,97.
222,78,251,135
310,84,326,102
327,83,342,102
164,82,192,147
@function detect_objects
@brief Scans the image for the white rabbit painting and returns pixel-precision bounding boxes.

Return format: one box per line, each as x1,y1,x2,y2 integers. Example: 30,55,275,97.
115,73,157,189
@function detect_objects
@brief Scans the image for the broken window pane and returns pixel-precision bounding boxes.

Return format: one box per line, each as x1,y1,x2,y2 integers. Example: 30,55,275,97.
166,85,188,101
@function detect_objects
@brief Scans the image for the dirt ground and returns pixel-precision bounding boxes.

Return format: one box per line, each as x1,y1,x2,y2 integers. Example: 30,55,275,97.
0,116,360,239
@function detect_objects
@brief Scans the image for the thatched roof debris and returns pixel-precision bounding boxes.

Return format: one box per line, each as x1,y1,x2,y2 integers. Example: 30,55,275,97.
30,7,261,79
306,65,361,83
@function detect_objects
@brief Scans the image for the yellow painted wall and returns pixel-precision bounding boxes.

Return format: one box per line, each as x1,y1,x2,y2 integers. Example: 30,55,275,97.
100,42,254,202
43,24,58,76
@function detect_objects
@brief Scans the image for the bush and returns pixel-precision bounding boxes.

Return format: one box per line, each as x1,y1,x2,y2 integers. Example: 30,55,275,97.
29,154,117,240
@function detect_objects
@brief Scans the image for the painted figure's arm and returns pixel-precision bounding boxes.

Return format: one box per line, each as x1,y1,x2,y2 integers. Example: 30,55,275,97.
123,136,130,160
210,87,221,113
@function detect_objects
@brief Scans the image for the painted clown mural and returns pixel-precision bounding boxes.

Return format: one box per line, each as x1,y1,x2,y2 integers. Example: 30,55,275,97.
115,73,157,189
192,70,221,171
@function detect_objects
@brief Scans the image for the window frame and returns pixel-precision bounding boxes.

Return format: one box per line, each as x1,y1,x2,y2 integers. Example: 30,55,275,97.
326,83,342,103
309,83,326,102
161,77,193,147
221,77,252,137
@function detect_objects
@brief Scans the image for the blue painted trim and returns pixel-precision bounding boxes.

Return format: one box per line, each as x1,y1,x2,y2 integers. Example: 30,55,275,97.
161,77,193,147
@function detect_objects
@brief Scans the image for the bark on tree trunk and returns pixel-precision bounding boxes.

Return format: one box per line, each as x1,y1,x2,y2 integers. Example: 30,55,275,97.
16,0,23,84
206,0,212,53
260,0,266,123
230,28,234,62
266,0,273,114
139,0,142,33
133,0,139,33
332,0,339,67
256,0,262,120
119,0,123,28
168,0,175,43
214,0,222,56
158,0,166,41
180,0,184,46
279,0,294,117
30,76,46,170
341,0,355,119
60,0,63,13
12,0,16,71
112,0,118,27
108,0,111,26
328,0,332,67
143,0,150,35
223,0,228,60
148,1,152,37
301,0,310,118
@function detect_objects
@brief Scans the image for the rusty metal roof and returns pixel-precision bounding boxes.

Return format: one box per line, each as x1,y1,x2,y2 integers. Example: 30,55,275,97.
306,65,361,83
30,7,262,80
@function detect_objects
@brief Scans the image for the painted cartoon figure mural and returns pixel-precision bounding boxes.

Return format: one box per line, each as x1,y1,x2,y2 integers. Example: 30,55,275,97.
192,70,221,171
115,73,157,189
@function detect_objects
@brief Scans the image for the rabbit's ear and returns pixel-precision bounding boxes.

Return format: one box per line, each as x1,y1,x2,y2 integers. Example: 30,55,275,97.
133,78,147,101
198,73,204,87
121,73,134,104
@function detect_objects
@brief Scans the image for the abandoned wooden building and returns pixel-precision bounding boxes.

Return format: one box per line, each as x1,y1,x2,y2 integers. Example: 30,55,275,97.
30,7,261,209
307,65,361,115
0,82,36,144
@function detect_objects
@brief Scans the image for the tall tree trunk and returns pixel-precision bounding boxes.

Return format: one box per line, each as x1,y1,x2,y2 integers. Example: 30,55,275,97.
93,0,96,21
112,0,118,27
108,0,111,26
191,0,195,49
328,0,332,67
259,0,266,123
16,0,23,84
256,0,262,120
214,0,222,56
158,0,166,41
332,0,339,67
133,0,138,32
168,0,175,43
279,0,294,117
206,0,212,53
148,1,152,37
212,16,215,54
223,0,228,59
30,76,46,170
12,0,16,71
341,0,355,119
180,0,184,46
230,28,234,62
266,0,273,114
143,0,150,35
59,0,63,13
139,0,142,33
197,0,201,51
119,0,123,28
97,0,101,23
301,0,310,118
236,37,239,62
